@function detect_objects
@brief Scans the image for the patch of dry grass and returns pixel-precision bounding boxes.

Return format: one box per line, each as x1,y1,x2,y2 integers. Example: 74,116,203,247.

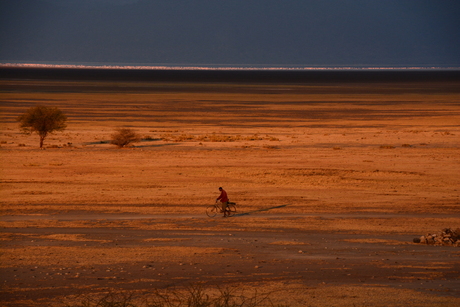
159,133,279,143
342,238,409,245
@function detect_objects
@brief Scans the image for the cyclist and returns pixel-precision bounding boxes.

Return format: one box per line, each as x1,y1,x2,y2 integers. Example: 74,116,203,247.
216,187,229,217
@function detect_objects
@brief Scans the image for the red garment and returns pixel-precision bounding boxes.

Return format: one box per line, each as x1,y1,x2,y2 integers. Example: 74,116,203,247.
217,189,229,203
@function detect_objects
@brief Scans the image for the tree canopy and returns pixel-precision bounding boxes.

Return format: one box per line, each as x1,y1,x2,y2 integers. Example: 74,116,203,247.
17,105,67,148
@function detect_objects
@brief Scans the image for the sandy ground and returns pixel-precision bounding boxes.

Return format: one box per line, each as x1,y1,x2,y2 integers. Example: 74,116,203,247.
1,79,460,306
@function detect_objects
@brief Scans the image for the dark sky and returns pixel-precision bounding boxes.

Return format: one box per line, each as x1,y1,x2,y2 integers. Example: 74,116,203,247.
1,0,459,67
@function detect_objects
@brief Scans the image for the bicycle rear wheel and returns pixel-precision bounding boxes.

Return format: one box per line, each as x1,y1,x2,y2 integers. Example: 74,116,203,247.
206,205,218,217
227,204,237,216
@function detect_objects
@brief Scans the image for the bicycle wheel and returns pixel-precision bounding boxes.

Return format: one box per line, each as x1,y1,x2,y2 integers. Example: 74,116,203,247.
206,205,218,217
227,204,237,216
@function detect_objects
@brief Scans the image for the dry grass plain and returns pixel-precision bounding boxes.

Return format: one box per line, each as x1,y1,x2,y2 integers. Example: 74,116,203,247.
1,78,459,306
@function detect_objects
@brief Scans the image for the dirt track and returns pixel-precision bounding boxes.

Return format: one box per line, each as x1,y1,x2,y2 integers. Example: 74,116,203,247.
1,79,459,306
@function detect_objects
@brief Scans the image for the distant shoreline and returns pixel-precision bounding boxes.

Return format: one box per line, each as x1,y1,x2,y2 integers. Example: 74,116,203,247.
1,62,460,71
1,64,459,83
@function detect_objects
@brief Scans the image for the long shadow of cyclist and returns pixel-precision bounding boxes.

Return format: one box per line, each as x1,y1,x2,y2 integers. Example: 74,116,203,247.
232,204,288,217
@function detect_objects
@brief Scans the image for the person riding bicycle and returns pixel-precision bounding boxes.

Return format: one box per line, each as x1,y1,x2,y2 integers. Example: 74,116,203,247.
216,187,229,217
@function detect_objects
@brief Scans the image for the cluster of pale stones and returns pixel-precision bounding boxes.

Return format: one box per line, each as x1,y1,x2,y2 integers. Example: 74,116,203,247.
413,228,460,246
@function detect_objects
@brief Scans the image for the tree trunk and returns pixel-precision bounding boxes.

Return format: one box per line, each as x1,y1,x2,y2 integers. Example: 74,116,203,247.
39,135,45,148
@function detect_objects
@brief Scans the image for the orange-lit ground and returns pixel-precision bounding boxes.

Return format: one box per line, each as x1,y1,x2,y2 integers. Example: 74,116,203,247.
1,80,459,306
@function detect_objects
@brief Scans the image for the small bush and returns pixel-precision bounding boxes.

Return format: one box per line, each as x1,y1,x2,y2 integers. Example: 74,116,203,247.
110,128,141,148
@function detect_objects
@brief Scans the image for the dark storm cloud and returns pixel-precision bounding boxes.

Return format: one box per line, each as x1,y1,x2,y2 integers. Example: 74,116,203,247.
0,0,459,66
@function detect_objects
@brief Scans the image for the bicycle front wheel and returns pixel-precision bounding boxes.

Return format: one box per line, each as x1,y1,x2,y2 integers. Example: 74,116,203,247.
227,204,237,216
206,205,218,217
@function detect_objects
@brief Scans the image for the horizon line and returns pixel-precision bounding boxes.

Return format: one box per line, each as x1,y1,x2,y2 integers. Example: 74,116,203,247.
1,63,460,71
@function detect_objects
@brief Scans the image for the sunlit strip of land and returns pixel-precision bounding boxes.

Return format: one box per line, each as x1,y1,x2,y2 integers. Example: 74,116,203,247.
1,63,458,71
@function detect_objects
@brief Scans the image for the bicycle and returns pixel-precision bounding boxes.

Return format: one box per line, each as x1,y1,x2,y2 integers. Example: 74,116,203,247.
206,202,237,217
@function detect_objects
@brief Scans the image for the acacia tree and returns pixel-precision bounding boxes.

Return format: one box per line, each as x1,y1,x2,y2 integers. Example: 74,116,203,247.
110,128,141,148
17,106,67,148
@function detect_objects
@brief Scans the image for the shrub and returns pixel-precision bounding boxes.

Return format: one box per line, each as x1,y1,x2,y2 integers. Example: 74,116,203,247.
110,128,141,148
